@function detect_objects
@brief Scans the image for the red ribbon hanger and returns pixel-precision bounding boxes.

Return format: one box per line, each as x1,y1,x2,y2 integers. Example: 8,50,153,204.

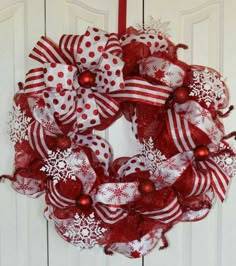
118,0,127,36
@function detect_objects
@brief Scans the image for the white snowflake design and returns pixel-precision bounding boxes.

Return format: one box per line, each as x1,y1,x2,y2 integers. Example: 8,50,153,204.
63,212,107,249
136,16,171,38
189,68,226,107
8,103,32,144
41,149,76,184
214,152,236,178
140,137,166,174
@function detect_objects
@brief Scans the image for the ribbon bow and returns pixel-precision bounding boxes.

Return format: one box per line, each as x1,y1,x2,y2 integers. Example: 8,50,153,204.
24,27,124,136
149,101,235,202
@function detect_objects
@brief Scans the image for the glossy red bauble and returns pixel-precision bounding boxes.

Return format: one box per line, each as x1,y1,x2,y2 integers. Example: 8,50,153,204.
76,194,93,210
138,179,156,194
173,87,189,104
78,70,96,88
56,135,72,150
194,145,210,161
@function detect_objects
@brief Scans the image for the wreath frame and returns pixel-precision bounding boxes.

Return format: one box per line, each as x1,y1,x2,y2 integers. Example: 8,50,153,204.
1,25,236,258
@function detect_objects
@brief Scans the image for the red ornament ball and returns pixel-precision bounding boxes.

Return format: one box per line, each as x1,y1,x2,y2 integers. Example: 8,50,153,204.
78,70,96,88
76,194,93,210
194,145,210,161
56,135,72,150
138,179,156,194
173,86,189,104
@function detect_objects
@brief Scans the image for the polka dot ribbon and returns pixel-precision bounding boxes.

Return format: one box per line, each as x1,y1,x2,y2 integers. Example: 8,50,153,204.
24,27,125,132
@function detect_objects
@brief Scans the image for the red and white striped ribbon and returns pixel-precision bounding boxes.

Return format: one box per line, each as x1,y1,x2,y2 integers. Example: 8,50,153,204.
28,121,49,158
205,158,231,202
47,181,75,209
105,33,122,57
94,204,128,224
29,36,71,65
24,68,46,93
167,108,229,201
59,34,82,65
187,164,211,197
139,197,182,224
174,101,223,145
167,108,196,153
110,77,173,106
93,92,120,119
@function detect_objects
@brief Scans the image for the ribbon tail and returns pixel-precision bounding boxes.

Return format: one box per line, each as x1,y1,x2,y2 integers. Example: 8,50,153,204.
29,36,71,64
110,77,173,106
205,159,231,202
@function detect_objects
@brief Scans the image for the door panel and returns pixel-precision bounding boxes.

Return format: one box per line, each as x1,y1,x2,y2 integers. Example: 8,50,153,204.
144,1,236,266
0,1,47,266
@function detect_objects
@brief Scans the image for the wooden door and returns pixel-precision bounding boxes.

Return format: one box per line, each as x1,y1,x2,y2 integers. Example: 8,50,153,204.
0,1,142,266
0,1,47,266
143,1,236,266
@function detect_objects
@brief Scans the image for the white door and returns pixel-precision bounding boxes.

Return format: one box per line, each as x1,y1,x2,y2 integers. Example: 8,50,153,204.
0,1,47,266
0,0,236,266
143,1,236,266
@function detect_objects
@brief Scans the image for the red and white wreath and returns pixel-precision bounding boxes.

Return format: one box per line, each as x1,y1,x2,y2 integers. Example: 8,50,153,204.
2,25,236,258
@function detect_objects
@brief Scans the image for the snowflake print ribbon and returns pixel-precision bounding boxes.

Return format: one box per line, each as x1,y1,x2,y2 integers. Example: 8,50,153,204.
94,157,182,225
11,170,44,198
109,228,163,258
139,55,186,88
149,151,193,189
95,182,139,205
110,52,187,107
174,101,224,145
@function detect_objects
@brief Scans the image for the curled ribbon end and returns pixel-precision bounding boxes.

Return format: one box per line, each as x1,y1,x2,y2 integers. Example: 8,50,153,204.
223,131,236,141
173,43,189,59
18,82,24,91
104,246,114,256
0,175,14,182
218,105,234,118
159,234,169,250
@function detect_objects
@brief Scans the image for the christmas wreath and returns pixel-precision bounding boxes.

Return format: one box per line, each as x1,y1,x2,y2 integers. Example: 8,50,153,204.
1,25,236,258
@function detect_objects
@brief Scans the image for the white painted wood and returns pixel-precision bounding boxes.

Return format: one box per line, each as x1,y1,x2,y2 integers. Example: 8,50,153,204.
0,1,47,266
144,1,236,266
